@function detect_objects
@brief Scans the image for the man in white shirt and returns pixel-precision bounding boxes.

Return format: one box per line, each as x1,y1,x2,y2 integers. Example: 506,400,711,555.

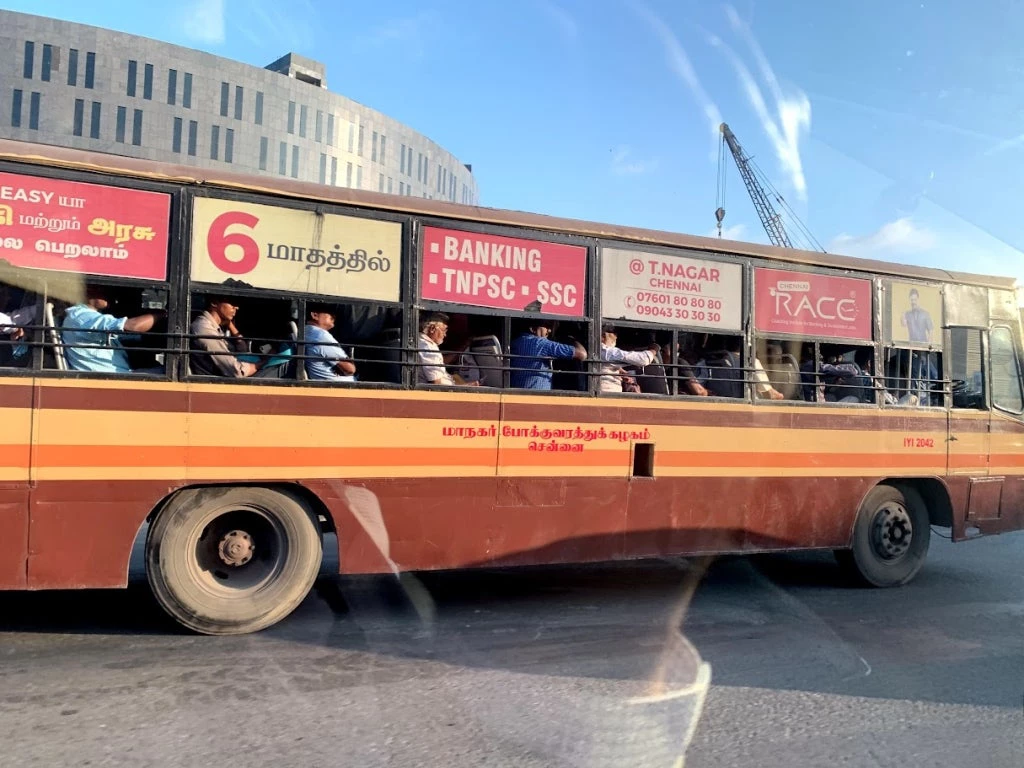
599,323,661,393
416,311,479,386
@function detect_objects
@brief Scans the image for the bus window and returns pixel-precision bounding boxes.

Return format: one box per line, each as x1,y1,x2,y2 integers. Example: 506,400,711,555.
989,326,1023,413
310,302,403,385
415,310,506,388
508,317,588,393
883,346,943,407
56,282,168,376
597,322,671,395
948,328,984,409
0,279,36,369
699,333,749,399
188,292,294,380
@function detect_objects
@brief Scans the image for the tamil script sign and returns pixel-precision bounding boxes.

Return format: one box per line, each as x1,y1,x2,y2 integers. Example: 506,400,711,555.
601,247,742,330
755,267,872,340
419,226,587,316
191,197,402,302
0,171,170,280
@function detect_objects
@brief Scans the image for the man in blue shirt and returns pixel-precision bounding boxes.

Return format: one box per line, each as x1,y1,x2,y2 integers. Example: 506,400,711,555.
509,319,586,390
62,284,165,373
304,304,356,382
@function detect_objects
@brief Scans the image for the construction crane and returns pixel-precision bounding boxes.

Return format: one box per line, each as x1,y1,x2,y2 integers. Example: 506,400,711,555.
715,122,825,252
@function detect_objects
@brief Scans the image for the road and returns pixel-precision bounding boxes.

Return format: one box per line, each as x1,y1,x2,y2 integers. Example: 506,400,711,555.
1,532,1022,767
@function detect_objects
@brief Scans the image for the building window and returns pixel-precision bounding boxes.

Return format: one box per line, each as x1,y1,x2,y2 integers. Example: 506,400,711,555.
116,105,126,143
372,131,378,162
315,110,322,142
319,153,327,184
254,91,263,125
347,123,354,153
326,113,334,146
387,177,392,194
210,125,220,160
72,98,84,136
356,166,362,188
28,92,39,130
23,41,33,79
183,73,192,108
187,120,197,156
132,108,143,146
346,162,352,187
85,52,95,89
172,117,182,153
287,101,295,133
378,173,384,192
11,89,22,128
259,136,268,170
220,82,229,117
279,141,287,175
90,102,101,139
234,86,243,120
167,69,177,105
357,125,364,156
41,44,52,82
400,144,406,174
127,60,137,97
399,181,404,195
225,129,234,163
379,135,386,166
291,145,299,178
330,156,337,185
67,48,78,86
299,105,307,138
143,63,153,100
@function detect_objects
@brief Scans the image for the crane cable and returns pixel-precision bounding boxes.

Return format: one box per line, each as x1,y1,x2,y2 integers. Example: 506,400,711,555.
715,134,727,238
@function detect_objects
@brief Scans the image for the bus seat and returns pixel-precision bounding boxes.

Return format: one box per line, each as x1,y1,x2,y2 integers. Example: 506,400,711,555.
45,301,67,371
468,335,503,387
289,320,306,380
636,360,669,395
704,350,743,398
764,353,800,399
377,328,403,384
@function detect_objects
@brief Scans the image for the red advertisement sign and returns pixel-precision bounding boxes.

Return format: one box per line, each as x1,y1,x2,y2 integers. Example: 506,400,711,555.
755,268,872,340
0,171,170,281
420,226,587,316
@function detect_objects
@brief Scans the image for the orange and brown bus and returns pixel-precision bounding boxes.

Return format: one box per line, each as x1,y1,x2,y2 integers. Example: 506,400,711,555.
1,139,1022,634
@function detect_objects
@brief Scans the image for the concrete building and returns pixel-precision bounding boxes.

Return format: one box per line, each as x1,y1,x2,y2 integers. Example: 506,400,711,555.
0,10,479,204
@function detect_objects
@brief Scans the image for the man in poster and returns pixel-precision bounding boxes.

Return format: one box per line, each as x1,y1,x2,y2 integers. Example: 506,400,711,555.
900,287,934,344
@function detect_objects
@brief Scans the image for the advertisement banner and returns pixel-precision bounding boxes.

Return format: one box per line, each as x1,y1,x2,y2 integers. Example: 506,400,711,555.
419,226,587,316
601,247,742,330
886,280,942,348
0,171,170,280
191,197,402,302
755,268,872,340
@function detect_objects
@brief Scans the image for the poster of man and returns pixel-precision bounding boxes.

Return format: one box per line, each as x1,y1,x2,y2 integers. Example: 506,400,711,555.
889,282,942,347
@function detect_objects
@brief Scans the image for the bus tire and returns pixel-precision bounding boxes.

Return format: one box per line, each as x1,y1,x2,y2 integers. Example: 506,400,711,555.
146,486,322,635
835,484,930,587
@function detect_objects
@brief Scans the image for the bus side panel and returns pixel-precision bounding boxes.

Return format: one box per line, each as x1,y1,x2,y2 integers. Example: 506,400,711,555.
27,381,189,589
0,379,32,589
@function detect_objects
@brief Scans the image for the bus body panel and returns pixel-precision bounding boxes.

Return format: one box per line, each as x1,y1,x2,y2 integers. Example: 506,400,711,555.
0,379,32,589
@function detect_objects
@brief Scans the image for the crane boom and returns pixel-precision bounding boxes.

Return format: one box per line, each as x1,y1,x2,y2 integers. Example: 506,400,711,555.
718,122,794,249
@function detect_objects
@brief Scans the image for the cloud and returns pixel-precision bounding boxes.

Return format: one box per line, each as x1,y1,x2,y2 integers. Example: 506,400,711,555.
706,223,747,240
362,11,440,59
610,146,657,175
181,0,225,45
536,1,579,42
829,218,938,258
709,5,811,199
634,4,722,150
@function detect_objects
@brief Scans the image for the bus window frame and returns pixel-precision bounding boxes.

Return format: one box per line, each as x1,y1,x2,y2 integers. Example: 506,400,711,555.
988,324,1024,417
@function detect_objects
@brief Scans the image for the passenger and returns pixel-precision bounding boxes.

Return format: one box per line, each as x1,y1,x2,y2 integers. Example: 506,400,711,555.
189,296,267,378
753,357,786,400
416,312,479,386
509,319,586,390
674,339,710,396
304,304,356,382
62,284,165,373
599,323,661,393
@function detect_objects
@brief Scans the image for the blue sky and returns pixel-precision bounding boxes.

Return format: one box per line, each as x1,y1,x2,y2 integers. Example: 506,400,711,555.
9,0,1024,279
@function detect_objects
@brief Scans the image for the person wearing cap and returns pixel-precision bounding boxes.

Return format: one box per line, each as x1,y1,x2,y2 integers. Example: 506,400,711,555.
599,323,662,393
62,283,166,373
304,303,356,382
189,295,263,378
509,319,586,390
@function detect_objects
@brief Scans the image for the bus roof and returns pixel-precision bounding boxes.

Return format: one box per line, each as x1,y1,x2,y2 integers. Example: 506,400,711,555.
0,137,1016,292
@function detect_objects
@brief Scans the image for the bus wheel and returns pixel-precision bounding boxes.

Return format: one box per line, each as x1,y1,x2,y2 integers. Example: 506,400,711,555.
146,487,322,635
835,484,930,587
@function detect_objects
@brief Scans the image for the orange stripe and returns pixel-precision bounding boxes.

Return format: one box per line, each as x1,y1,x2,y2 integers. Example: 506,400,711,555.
657,451,945,470
0,444,30,469
33,445,497,468
499,448,632,466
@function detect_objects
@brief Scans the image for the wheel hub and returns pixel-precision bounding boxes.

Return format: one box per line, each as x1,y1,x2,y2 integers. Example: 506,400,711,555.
218,529,255,566
872,504,913,560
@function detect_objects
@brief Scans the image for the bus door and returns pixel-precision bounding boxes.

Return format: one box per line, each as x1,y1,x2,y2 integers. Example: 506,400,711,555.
980,324,1024,535
945,326,996,540
0,376,32,589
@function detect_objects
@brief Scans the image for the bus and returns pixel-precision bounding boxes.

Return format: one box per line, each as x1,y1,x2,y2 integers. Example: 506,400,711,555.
1,138,1022,635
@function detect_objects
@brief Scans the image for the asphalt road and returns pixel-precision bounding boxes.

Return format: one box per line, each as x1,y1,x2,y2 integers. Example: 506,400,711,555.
1,531,1022,768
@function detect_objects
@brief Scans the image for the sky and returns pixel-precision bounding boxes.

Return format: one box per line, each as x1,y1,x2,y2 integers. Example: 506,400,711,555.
8,0,1024,279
